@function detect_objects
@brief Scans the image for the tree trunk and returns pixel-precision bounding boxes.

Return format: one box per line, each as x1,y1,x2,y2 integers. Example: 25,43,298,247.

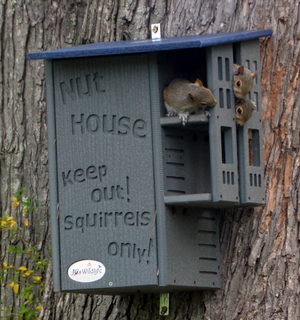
0,0,299,319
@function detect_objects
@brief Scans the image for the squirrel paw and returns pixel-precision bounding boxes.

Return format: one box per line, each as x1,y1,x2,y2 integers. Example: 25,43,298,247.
204,110,211,118
166,111,177,117
178,112,189,126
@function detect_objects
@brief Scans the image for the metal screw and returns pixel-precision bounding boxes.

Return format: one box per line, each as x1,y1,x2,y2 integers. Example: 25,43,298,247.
160,306,168,315
151,23,161,39
109,282,113,286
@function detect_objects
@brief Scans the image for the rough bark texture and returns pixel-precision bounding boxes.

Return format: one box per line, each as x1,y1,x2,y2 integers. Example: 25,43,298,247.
0,0,299,319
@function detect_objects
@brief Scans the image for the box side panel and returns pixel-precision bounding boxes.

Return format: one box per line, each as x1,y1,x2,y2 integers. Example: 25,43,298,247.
165,208,220,288
206,44,240,204
155,49,220,289
53,54,158,292
234,40,265,205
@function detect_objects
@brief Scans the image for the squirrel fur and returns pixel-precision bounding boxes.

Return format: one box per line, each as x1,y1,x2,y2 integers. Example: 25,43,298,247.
233,64,257,99
163,78,217,125
235,97,256,126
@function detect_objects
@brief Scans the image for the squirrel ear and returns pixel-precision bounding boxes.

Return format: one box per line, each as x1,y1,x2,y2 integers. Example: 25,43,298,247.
252,70,258,79
237,66,244,75
188,93,196,101
250,100,257,110
195,79,203,87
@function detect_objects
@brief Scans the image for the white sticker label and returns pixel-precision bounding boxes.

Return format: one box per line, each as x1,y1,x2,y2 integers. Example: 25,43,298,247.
68,260,106,283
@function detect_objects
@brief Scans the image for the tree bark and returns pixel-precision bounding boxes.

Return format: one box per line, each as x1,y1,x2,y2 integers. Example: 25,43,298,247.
0,0,299,319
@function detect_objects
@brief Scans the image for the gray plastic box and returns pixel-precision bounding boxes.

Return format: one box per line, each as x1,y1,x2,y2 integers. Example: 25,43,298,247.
27,30,271,294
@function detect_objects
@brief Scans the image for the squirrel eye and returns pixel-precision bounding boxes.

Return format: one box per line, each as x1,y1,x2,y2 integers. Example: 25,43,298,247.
236,80,242,87
201,102,207,106
236,107,243,115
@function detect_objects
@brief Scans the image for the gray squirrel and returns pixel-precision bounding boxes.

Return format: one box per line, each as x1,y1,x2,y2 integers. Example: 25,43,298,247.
233,64,257,126
163,78,217,125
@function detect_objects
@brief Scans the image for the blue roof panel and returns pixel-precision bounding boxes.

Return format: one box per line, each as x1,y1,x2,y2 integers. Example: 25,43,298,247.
26,29,272,60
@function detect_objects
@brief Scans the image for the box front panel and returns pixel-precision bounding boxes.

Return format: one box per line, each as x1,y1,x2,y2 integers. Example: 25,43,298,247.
53,54,158,291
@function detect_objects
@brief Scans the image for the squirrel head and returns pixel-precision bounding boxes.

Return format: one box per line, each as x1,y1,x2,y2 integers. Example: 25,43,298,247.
187,79,217,108
235,98,256,126
233,64,257,99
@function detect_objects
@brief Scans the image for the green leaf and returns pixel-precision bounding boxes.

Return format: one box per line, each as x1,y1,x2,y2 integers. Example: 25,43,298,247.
24,300,31,305
20,187,26,194
19,290,25,299
8,245,16,253
18,304,31,316
34,199,39,207
25,310,36,319
8,234,17,241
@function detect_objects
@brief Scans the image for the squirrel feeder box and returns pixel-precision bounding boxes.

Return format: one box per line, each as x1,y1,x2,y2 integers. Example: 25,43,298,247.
26,29,272,294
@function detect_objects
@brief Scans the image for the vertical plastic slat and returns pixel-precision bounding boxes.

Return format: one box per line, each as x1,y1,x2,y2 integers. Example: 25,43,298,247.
45,60,61,292
197,209,221,288
206,45,240,204
149,53,168,286
235,40,265,205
